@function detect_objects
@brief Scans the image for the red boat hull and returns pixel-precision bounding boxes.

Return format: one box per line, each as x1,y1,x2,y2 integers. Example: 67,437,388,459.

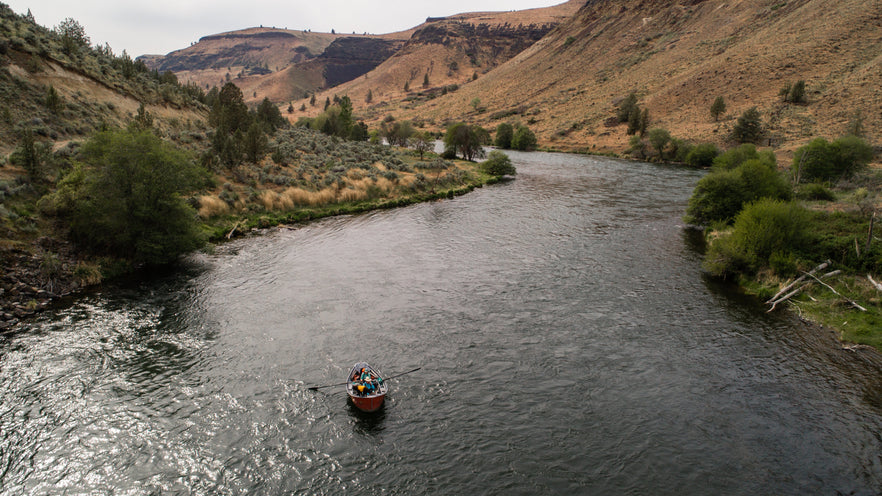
348,392,386,412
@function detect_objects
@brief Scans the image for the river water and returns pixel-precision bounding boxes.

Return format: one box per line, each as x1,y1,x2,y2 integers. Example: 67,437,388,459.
2,151,881,495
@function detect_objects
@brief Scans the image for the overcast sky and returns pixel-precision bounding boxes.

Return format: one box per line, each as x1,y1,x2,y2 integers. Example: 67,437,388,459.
6,0,566,57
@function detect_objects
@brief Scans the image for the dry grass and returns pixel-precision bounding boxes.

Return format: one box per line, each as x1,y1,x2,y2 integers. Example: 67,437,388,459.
197,195,230,218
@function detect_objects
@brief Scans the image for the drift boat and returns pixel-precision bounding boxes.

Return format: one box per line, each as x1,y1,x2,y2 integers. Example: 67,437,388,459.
346,362,388,412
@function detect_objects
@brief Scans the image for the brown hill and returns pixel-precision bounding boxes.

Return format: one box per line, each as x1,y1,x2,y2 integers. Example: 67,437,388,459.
141,27,414,105
367,0,880,156
290,0,585,119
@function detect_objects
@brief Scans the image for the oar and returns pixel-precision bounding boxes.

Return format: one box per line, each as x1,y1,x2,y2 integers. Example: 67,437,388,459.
307,367,422,391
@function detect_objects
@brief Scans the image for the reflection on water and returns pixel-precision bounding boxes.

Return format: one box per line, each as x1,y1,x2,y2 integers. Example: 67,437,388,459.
1,151,881,495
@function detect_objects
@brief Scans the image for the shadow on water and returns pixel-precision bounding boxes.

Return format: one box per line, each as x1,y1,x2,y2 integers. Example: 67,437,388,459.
347,400,387,435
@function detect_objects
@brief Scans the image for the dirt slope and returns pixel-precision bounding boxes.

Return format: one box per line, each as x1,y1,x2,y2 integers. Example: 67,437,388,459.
350,0,881,155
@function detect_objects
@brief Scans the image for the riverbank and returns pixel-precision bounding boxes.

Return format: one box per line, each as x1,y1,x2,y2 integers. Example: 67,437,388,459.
0,157,496,331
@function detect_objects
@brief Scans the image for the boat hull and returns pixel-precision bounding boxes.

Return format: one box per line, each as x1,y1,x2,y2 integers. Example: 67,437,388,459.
348,392,386,412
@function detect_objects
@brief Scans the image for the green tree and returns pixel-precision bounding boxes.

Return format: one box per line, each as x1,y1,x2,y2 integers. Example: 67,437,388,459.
781,80,807,103
732,107,764,144
617,91,638,123
647,128,671,159
423,73,430,88
495,122,514,149
55,18,90,56
443,123,487,161
511,125,537,151
411,131,433,159
10,128,45,181
366,89,373,104
55,129,207,265
383,120,415,147
243,121,267,163
256,97,286,132
712,144,775,171
710,96,726,121
44,85,63,113
131,102,154,130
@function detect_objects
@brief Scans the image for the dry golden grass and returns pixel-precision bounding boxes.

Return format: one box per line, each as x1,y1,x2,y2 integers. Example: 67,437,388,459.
197,195,230,218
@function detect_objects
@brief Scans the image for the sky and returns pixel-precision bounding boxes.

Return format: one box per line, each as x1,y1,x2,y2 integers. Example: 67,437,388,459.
6,0,566,57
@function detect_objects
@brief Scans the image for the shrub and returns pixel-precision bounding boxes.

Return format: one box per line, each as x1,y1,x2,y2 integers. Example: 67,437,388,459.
685,142,719,168
481,150,516,177
793,136,874,182
647,128,671,159
685,157,791,226
796,183,835,201
511,125,537,151
704,199,812,277
495,122,513,149
712,144,771,171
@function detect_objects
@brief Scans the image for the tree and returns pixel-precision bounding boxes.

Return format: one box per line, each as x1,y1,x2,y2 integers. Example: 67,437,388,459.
617,91,638,123
243,121,267,163
781,80,807,103
10,128,45,181
256,97,286,132
45,85,63,113
131,102,154,130
710,96,726,121
443,123,487,161
495,123,514,149
366,89,373,104
55,129,207,265
411,131,433,160
647,128,671,159
55,18,90,56
309,94,316,106
423,73,430,88
511,125,537,151
481,150,516,177
732,107,763,144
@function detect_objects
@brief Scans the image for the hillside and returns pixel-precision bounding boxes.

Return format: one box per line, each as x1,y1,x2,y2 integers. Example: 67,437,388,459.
141,27,415,106
367,0,881,156
291,1,584,120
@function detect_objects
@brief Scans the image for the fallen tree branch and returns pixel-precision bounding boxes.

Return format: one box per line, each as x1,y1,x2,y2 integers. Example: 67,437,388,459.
767,270,841,312
869,274,882,292
226,220,242,240
766,260,831,304
804,270,867,312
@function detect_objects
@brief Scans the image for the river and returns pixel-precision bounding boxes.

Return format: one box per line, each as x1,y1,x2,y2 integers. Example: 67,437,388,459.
1,151,881,495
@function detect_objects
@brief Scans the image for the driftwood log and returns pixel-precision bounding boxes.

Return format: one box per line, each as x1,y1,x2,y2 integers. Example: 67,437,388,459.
766,260,831,312
869,274,882,292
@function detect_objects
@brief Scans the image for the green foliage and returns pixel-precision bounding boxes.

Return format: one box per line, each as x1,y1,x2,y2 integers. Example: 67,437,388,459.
780,80,807,103
10,128,46,181
511,125,537,151
795,182,835,201
495,122,514,149
256,97,286,132
731,107,764,144
481,150,516,177
712,143,775,171
703,199,812,277
411,131,433,159
47,129,208,265
383,120,415,147
684,142,719,168
617,92,638,123
685,156,791,226
647,128,670,159
44,85,63,113
443,123,488,161
793,136,874,183
710,96,726,121
54,17,89,56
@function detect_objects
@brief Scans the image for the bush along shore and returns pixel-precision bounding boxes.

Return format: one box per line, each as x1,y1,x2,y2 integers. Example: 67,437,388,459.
683,141,882,352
